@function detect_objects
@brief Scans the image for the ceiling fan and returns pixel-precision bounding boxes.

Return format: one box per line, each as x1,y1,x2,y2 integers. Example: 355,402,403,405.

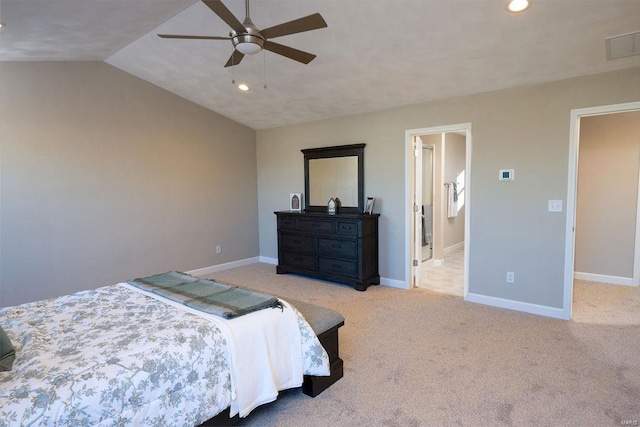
158,0,327,67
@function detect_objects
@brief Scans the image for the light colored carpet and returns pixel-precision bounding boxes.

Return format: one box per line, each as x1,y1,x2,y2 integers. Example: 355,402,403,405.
573,279,640,326
204,264,640,426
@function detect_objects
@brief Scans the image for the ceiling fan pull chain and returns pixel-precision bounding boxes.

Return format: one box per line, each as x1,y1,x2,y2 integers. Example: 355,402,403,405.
231,46,236,85
263,50,267,90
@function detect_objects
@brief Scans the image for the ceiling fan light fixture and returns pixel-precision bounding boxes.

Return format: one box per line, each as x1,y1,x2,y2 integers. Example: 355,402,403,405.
238,83,250,91
506,0,531,13
235,41,262,55
231,28,264,55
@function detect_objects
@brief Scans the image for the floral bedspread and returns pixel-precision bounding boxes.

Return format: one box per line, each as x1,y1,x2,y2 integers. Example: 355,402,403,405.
0,284,328,426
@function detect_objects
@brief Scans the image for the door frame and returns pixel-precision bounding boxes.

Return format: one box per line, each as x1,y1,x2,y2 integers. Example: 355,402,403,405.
563,101,640,319
405,123,472,294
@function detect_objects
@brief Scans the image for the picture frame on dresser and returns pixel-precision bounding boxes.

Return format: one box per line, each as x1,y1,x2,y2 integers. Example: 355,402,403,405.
289,193,302,211
364,197,375,214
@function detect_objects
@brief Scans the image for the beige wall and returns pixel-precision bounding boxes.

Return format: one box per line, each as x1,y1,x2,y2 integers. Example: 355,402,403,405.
443,133,466,249
257,67,640,310
575,111,640,279
0,62,258,307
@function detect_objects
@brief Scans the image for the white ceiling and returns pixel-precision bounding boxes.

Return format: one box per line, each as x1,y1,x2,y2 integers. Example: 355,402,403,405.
1,0,639,130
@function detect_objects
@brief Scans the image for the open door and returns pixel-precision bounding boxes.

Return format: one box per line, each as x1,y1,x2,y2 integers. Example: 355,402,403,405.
412,136,423,287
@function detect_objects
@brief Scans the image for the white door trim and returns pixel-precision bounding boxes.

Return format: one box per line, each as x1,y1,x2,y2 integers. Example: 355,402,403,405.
404,123,472,296
414,136,424,287
563,101,640,319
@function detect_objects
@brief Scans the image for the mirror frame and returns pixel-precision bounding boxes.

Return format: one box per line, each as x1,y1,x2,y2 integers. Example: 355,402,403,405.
302,143,365,213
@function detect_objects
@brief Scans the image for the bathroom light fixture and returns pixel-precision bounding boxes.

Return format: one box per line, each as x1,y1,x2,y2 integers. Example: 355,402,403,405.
238,83,250,91
505,0,531,13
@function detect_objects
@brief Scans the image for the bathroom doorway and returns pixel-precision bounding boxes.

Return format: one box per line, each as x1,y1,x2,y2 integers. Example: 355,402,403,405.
405,123,471,296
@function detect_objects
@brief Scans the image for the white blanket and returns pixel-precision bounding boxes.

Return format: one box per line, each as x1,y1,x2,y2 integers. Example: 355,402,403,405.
121,283,309,418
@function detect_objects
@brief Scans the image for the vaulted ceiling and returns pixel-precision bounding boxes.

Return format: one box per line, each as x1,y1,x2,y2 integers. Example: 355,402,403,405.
1,0,639,129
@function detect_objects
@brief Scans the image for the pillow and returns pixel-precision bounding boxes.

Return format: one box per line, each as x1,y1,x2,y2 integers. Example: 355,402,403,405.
0,326,16,371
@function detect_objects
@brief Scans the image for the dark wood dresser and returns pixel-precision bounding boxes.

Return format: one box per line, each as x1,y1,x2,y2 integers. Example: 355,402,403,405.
275,211,380,291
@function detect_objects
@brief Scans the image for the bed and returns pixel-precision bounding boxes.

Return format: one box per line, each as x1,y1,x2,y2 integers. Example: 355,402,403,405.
0,273,343,426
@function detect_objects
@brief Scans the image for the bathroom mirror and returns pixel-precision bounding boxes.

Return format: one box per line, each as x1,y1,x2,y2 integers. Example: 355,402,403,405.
302,144,365,213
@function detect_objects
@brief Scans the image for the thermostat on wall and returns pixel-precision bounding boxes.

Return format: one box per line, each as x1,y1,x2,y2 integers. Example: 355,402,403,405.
499,169,514,181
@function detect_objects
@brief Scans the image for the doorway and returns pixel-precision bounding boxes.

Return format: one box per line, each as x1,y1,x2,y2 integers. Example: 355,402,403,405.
563,101,640,319
405,123,472,296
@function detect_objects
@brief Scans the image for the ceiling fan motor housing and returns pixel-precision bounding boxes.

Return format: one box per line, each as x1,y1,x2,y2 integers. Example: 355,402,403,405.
230,27,264,55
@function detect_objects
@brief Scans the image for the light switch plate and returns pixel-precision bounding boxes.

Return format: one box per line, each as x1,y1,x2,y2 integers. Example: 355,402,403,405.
548,200,563,212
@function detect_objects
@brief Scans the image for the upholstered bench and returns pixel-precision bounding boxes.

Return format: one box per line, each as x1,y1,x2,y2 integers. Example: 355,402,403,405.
202,299,345,426
286,298,345,397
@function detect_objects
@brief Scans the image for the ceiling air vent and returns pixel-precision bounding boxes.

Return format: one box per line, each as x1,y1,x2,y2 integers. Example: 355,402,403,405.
606,31,640,60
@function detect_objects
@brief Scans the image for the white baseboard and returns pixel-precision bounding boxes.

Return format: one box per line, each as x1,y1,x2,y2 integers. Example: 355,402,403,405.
574,271,636,287
259,256,278,265
188,258,409,290
380,277,409,289
465,292,568,320
444,241,464,253
186,257,260,276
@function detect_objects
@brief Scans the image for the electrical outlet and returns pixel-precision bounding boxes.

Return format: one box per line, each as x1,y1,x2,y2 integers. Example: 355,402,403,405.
216,245,222,254
506,271,515,284
548,200,563,212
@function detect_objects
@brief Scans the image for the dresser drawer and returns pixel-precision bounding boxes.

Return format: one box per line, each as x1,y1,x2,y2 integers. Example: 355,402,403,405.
317,238,357,260
281,234,313,252
281,252,316,270
278,217,297,230
318,257,358,278
299,219,334,234
336,221,358,236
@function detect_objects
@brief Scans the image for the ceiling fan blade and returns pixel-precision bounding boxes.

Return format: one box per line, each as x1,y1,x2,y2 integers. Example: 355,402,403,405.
261,13,327,39
203,0,246,33
263,40,316,64
158,34,229,40
224,50,245,67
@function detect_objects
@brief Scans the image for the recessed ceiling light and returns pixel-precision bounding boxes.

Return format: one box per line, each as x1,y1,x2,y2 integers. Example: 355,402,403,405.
506,0,531,13
238,83,250,92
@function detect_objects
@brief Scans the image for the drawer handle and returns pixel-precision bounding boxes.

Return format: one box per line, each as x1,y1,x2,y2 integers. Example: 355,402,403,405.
332,264,342,269
284,221,293,225
311,223,320,228
293,239,302,244
331,244,342,249
342,226,353,230
294,257,303,261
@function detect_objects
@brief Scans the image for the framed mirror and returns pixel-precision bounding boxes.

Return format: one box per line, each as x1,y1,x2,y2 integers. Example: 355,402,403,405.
302,144,365,213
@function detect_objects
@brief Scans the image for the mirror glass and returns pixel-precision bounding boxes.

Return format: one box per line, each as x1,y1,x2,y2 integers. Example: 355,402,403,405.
303,144,365,213
309,157,358,206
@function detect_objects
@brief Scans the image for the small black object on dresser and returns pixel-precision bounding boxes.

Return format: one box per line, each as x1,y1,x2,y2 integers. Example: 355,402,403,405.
275,211,380,291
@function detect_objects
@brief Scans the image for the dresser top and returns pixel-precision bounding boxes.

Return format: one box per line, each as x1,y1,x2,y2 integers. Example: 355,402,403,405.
275,210,379,219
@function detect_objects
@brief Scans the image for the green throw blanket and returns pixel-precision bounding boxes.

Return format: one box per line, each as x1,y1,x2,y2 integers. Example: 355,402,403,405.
127,271,282,319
